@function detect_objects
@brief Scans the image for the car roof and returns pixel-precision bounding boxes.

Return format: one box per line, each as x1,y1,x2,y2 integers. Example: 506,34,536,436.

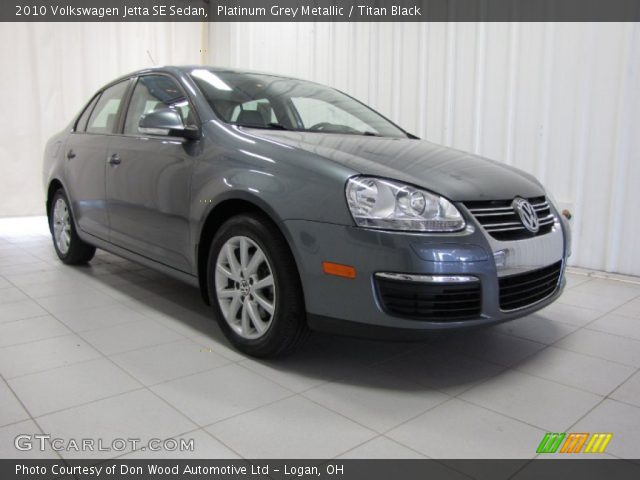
108,65,308,86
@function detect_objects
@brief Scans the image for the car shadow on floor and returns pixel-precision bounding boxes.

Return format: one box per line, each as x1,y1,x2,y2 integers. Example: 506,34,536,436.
69,255,565,394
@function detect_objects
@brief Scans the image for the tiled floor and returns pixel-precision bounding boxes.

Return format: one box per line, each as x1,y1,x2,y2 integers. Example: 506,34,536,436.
1,217,640,463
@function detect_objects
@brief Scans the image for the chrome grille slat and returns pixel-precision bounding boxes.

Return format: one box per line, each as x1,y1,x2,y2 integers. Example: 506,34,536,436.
463,196,555,241
483,221,523,229
468,206,513,213
471,211,520,217
538,215,555,226
485,225,527,233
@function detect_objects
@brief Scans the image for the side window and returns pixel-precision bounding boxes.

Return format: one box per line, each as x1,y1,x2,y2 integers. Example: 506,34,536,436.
86,81,130,134
124,75,194,136
75,94,100,133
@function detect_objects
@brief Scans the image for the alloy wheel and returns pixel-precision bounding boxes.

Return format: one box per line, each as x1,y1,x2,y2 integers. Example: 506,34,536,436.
215,236,276,339
52,198,71,255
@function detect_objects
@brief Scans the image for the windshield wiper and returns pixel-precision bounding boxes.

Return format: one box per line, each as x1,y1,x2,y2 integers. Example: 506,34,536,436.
361,131,381,136
234,122,291,131
266,123,290,130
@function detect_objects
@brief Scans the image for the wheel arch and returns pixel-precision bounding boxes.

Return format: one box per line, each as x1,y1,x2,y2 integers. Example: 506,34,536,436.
46,178,66,231
196,197,304,307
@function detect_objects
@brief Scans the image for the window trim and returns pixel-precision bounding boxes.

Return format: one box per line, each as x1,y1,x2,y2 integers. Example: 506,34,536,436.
72,92,101,133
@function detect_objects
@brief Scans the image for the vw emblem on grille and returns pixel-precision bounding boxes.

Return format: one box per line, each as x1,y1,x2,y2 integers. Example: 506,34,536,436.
512,198,540,233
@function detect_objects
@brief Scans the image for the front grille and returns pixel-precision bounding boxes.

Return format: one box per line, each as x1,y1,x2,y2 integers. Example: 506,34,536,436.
464,196,555,241
499,261,562,311
376,276,481,321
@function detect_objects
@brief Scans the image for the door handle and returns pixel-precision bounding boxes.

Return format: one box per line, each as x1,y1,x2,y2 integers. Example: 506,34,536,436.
66,149,76,160
107,153,121,165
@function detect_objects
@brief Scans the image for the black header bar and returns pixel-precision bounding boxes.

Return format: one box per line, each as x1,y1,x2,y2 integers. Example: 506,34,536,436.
4,0,640,22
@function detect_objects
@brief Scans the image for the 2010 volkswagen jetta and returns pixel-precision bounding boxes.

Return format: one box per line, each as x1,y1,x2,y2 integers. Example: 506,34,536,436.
43,66,571,357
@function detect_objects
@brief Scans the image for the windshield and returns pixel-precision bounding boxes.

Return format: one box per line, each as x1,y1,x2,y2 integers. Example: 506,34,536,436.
189,68,407,138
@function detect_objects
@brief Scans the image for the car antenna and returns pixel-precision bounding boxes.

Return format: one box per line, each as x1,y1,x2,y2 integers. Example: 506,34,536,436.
146,50,157,66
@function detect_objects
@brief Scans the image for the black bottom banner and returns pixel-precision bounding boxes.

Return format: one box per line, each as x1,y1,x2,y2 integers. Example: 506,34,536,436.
3,459,640,480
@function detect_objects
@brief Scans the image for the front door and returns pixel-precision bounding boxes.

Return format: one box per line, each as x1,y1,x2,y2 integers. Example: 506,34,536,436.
105,74,199,273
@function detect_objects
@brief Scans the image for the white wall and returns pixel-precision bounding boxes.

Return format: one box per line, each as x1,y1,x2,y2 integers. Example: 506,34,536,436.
0,22,202,218
209,22,640,276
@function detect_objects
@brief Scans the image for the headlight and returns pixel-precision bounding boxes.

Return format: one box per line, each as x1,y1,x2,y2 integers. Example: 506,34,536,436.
345,176,465,232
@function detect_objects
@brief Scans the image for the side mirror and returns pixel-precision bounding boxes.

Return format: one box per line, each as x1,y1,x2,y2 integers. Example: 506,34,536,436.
138,108,199,140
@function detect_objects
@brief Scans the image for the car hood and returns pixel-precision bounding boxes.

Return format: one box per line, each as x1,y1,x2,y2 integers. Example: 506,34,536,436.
251,130,545,202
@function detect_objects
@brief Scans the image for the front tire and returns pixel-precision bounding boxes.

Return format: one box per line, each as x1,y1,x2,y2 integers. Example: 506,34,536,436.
49,189,96,265
207,213,309,357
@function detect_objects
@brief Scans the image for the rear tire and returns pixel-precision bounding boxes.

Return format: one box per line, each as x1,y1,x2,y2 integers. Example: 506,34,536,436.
207,213,309,357
49,189,96,265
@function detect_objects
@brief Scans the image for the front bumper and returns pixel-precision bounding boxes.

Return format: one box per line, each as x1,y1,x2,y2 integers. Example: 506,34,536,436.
283,209,569,334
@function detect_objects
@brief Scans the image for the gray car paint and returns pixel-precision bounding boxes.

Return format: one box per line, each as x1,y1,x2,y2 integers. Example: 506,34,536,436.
43,66,570,335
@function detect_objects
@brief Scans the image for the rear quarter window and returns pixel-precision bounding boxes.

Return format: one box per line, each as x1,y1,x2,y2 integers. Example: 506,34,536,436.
74,94,100,133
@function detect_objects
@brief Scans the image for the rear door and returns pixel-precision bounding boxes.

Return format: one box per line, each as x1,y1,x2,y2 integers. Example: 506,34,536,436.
105,74,199,273
64,80,131,240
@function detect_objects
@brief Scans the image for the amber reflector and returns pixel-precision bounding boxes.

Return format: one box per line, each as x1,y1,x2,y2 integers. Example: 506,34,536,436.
322,261,356,279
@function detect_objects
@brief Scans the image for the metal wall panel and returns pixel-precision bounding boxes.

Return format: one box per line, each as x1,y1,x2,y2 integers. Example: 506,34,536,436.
0,22,202,218
209,22,640,275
